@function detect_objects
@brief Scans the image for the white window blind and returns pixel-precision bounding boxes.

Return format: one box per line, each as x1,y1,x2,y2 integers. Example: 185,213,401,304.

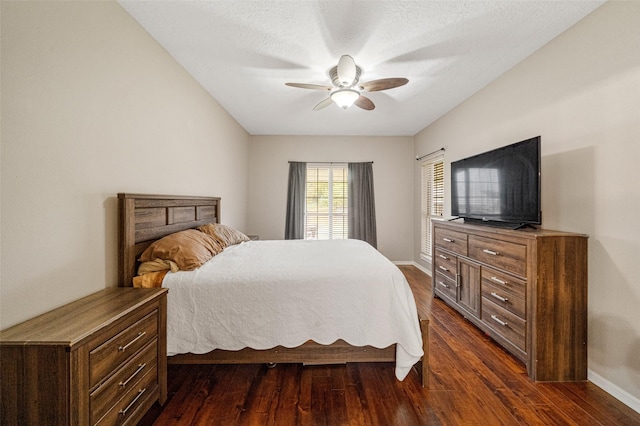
305,164,348,240
421,156,444,259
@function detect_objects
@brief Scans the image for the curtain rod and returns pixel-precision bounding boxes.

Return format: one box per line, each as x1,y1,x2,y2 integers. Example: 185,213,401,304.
288,161,373,164
416,147,445,161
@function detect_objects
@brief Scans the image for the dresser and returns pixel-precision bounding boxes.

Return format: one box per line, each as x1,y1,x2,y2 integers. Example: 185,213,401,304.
1,287,168,425
432,220,587,381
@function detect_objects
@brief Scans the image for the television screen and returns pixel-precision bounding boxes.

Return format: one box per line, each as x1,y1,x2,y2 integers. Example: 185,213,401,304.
450,136,541,227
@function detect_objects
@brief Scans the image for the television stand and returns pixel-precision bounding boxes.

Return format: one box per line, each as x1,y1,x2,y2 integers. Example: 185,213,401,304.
431,220,588,381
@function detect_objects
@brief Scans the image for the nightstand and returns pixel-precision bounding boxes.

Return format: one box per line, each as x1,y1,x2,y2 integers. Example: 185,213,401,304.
0,287,168,425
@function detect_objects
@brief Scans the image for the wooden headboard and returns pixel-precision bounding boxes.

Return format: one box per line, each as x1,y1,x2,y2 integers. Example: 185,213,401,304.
118,193,221,287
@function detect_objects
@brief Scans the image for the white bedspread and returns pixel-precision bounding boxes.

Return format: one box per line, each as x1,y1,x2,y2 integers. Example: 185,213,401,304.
162,239,424,380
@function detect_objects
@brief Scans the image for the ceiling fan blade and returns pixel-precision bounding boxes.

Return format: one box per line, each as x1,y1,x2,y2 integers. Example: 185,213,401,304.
313,97,334,111
337,55,357,87
359,78,409,92
285,82,332,91
354,95,375,111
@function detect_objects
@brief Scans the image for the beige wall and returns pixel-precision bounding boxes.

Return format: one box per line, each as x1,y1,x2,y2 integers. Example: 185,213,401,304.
0,1,250,328
248,135,414,262
414,1,640,407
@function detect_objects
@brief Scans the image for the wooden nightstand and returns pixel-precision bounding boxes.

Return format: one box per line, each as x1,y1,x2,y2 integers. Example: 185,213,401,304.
0,287,168,425
248,235,260,240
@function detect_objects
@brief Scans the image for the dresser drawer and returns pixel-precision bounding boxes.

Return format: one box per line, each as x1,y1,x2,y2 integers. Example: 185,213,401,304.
481,267,526,318
469,235,526,277
90,310,158,388
94,367,158,426
433,273,457,301
90,339,158,425
482,298,526,352
434,248,457,281
434,227,468,256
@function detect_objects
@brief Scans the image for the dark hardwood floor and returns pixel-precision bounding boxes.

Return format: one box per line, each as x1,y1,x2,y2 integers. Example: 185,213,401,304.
140,266,640,425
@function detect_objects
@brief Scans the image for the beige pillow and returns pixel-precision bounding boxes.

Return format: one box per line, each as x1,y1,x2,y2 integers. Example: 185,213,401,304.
139,229,223,271
198,223,250,248
138,258,179,275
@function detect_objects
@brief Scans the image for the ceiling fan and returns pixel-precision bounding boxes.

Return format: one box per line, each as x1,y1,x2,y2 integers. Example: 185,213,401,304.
285,55,408,111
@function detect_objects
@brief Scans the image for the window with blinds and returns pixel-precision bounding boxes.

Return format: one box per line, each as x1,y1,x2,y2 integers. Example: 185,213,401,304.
421,157,444,259
305,164,348,240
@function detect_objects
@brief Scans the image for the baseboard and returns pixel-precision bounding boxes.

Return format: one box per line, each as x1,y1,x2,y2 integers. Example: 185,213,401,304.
392,261,431,276
412,261,432,276
588,369,640,415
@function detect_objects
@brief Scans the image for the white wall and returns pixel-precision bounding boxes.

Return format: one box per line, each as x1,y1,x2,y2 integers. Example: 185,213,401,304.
414,0,640,408
248,135,414,262
0,1,250,328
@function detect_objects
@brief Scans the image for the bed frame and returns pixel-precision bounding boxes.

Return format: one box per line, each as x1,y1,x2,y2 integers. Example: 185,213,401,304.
117,193,429,386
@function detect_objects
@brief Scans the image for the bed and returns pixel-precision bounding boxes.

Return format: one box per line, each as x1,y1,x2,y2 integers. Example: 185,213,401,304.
117,193,429,386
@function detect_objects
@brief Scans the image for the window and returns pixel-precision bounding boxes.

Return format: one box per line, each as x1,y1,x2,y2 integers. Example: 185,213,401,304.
305,164,348,240
421,156,444,260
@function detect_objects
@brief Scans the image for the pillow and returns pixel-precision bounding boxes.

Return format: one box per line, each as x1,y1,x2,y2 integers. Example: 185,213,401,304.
133,270,168,288
197,223,250,248
139,229,223,271
138,258,180,275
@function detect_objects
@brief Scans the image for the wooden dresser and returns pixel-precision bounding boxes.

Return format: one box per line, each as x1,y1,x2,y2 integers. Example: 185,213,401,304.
0,287,167,425
432,220,588,381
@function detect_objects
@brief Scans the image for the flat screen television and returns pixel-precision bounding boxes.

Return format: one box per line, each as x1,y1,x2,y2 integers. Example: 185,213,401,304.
450,136,541,229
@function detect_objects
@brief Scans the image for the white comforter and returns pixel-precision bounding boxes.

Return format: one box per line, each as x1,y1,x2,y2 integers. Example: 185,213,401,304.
162,239,424,380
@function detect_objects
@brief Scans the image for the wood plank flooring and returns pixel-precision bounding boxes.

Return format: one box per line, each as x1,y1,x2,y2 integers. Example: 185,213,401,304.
140,266,640,425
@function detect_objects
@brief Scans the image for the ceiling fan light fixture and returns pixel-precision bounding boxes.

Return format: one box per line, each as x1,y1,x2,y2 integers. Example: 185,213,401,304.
331,89,360,109
337,55,357,86
286,54,407,111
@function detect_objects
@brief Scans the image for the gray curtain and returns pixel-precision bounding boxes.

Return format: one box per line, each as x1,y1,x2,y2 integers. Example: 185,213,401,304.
284,162,306,239
348,162,377,248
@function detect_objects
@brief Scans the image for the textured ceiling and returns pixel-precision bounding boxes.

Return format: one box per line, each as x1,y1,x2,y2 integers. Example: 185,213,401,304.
118,1,604,136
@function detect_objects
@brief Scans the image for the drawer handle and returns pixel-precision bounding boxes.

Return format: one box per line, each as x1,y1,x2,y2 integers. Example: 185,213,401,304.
443,238,454,243
490,292,508,303
438,265,449,272
490,276,507,285
483,249,499,256
438,281,449,289
119,388,147,417
439,254,449,260
119,363,147,388
491,315,508,327
118,331,146,352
